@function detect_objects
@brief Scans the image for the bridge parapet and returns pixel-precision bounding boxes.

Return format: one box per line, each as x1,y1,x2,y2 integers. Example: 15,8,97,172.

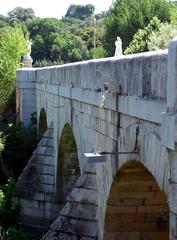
35,50,167,100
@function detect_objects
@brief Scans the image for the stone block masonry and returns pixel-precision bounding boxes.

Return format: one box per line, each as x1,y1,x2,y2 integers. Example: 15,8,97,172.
15,38,177,239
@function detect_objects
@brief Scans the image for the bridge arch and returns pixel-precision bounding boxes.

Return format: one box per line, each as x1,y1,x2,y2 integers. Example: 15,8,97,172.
57,123,80,202
104,160,169,240
38,108,47,139
119,122,169,193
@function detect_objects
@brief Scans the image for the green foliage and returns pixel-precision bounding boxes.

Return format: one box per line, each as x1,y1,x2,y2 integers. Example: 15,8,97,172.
7,227,25,240
62,16,106,60
124,17,161,54
6,227,41,240
0,178,20,231
0,178,41,240
0,15,9,29
65,4,95,20
0,25,28,109
90,47,107,59
27,17,90,64
7,7,35,24
125,17,177,54
104,0,173,56
95,11,108,20
0,119,37,180
0,132,5,153
148,22,177,51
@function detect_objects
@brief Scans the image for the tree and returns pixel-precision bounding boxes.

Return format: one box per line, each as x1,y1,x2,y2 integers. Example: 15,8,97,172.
148,22,177,51
7,7,35,24
27,18,90,64
0,15,9,29
95,11,108,20
62,15,106,59
0,25,28,109
65,4,95,20
104,0,173,56
124,17,177,55
124,17,161,54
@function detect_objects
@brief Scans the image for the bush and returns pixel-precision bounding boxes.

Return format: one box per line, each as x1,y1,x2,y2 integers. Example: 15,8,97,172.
0,25,28,110
148,22,177,51
6,227,41,240
125,17,177,54
124,17,161,54
7,227,25,240
0,178,20,232
104,0,173,56
0,115,37,181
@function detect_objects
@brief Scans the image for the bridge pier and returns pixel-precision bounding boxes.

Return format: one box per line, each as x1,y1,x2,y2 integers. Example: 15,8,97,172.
16,69,37,125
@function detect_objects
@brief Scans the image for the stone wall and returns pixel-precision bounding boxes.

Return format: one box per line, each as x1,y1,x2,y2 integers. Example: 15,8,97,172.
36,50,167,100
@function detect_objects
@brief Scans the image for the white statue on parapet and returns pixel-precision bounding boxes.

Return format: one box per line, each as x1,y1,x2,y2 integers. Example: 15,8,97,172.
22,40,33,68
114,36,123,57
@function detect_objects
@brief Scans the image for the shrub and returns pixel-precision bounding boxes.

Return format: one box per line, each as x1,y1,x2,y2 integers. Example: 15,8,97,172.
0,25,28,110
0,178,20,232
0,114,37,181
124,17,161,54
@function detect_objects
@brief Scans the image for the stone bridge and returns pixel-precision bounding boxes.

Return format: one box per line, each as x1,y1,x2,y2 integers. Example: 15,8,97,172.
14,38,177,240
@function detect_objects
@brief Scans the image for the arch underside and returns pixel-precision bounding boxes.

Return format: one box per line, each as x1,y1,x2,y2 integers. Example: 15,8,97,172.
104,160,169,240
57,124,80,202
38,108,47,139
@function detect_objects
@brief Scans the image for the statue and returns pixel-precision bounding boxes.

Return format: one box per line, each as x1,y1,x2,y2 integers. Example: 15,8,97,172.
114,36,123,57
22,40,33,68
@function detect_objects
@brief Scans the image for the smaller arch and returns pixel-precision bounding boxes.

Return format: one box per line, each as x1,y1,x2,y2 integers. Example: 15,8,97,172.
38,108,47,139
57,123,80,202
104,160,169,240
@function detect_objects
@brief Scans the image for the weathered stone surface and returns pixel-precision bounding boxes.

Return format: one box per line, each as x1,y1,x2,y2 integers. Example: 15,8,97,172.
16,40,177,239
68,188,98,206
33,146,54,156
75,173,97,190
84,163,97,175
14,123,62,228
31,155,54,166
50,216,99,238
43,230,80,240
60,202,98,221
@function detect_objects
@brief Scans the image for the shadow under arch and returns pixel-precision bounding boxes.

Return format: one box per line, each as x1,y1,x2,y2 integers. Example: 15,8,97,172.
57,123,80,202
38,108,47,140
104,160,169,240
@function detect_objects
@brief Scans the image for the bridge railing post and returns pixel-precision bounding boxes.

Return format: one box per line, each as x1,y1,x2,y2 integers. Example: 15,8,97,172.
16,68,37,125
167,37,177,113
161,37,177,150
163,37,177,240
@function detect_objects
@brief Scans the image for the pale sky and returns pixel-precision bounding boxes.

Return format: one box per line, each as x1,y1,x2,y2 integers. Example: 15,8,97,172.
0,0,113,19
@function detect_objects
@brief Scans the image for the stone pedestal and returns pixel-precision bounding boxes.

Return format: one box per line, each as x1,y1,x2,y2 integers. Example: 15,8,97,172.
22,57,33,68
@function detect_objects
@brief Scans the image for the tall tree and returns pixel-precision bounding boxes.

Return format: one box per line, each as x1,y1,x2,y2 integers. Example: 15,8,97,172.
27,18,89,64
0,15,9,29
0,25,28,109
104,0,173,56
7,7,35,24
65,4,95,20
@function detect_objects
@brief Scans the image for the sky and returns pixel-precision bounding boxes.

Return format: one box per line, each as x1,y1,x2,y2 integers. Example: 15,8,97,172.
0,0,113,19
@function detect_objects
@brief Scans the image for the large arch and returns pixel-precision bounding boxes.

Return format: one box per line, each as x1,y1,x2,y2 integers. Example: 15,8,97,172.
38,108,47,139
104,160,169,240
57,123,80,202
